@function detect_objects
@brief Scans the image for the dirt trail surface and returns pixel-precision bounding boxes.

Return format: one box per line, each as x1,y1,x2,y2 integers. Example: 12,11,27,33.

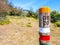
0,17,60,45
0,17,39,45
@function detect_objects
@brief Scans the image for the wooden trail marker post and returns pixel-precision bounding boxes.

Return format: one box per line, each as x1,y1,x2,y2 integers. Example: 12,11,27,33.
39,7,50,45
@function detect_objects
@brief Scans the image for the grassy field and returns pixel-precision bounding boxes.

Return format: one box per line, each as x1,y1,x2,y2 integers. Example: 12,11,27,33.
0,16,60,45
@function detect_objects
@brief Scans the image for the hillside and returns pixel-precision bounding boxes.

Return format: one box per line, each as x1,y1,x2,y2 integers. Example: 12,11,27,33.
0,16,60,45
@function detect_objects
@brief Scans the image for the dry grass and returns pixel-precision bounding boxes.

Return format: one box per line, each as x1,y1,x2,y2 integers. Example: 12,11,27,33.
51,23,60,45
0,16,60,45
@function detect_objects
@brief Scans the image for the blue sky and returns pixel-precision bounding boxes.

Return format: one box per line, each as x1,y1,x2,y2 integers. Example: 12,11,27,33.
9,0,60,12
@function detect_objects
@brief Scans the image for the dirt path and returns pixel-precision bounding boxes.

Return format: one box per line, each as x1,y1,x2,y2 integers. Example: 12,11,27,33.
0,17,39,45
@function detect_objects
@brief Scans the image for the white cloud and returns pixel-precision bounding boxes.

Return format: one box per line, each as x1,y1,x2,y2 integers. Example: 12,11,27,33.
13,1,34,9
20,2,34,7
14,0,50,10
18,0,35,9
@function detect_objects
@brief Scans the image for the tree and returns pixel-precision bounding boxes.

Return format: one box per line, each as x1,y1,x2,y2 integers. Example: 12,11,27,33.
26,9,38,19
0,0,8,4
0,0,10,22
51,10,59,22
57,14,60,21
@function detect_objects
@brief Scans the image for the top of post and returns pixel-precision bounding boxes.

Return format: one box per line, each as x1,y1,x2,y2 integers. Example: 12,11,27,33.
39,7,50,14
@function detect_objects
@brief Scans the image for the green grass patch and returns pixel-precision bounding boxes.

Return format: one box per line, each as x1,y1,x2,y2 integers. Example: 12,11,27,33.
26,22,32,27
55,21,60,27
0,19,10,25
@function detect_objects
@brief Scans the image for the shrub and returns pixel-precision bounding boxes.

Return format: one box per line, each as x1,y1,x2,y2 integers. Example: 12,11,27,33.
51,10,60,23
55,21,60,27
0,19,10,25
26,22,32,27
